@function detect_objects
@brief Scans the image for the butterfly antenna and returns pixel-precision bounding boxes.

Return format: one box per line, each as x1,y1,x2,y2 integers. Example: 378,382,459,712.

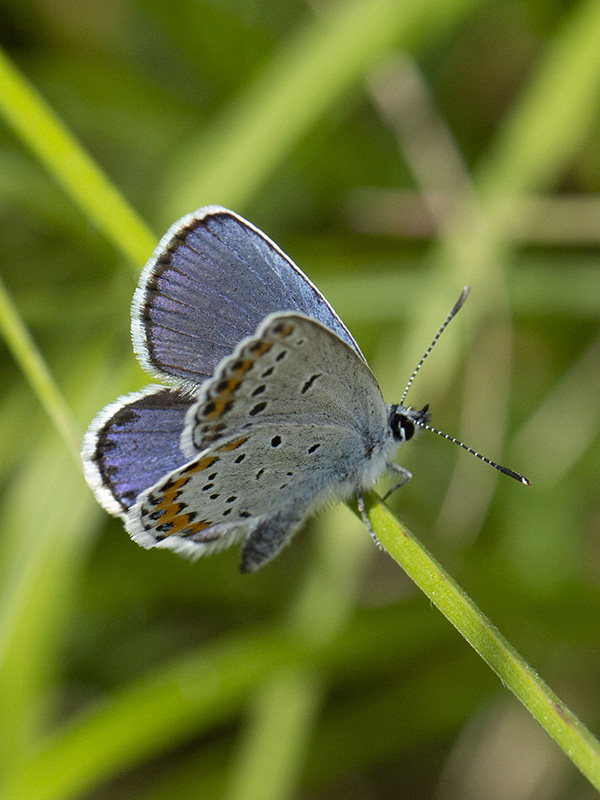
414,419,531,485
401,285,530,486
400,286,470,406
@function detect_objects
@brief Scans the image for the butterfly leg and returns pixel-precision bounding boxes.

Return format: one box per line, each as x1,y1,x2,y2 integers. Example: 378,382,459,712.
356,489,383,550
240,512,305,574
382,463,413,501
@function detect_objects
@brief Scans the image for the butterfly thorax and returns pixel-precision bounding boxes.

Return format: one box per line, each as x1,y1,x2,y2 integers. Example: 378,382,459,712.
387,403,431,443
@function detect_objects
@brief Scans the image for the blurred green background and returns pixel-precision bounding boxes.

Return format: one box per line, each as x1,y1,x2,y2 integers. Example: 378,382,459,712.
0,0,599,798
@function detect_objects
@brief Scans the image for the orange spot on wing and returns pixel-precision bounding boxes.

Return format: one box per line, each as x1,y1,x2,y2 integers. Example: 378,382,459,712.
240,341,272,363
275,323,294,338
203,379,241,421
198,330,290,433
151,455,219,514
151,475,190,512
217,436,249,453
181,519,214,537
169,515,213,536
181,455,219,474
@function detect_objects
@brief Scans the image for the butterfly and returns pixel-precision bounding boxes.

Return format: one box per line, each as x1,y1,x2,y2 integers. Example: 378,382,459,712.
82,207,529,572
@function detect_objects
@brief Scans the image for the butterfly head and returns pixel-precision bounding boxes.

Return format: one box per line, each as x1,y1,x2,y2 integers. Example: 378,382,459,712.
388,403,431,443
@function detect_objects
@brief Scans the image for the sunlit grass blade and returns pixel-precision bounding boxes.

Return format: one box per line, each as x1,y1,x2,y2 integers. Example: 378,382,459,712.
0,454,98,774
0,349,132,774
0,274,81,461
0,45,155,457
0,46,155,267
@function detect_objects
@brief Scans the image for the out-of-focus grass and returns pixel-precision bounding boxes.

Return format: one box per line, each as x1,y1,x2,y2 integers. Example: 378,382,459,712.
0,0,599,798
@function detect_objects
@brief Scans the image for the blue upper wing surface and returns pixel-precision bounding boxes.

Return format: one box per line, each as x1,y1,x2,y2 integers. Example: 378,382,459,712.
82,386,193,517
132,207,363,387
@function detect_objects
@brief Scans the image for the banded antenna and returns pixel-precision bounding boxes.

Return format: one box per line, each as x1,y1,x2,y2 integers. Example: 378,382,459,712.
400,286,469,407
403,286,531,486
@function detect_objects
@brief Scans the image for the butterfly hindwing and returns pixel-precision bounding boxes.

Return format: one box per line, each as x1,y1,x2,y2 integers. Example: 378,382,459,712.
126,423,368,570
82,385,194,517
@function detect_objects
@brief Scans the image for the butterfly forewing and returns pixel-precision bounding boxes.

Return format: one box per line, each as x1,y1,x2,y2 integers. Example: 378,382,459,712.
180,312,387,456
132,207,364,389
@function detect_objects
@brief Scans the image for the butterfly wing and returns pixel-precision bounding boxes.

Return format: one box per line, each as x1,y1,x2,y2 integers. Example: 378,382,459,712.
132,207,364,390
180,311,387,456
127,424,368,571
126,314,392,571
82,385,194,518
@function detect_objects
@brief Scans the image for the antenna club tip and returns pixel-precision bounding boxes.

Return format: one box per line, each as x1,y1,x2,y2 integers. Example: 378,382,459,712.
501,467,531,485
452,286,470,316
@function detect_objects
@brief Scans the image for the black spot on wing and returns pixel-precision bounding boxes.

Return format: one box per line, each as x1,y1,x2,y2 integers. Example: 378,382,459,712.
301,373,322,394
249,401,267,416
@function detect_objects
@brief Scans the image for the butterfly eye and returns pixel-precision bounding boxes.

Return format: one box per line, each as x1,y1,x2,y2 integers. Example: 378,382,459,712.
388,406,413,441
388,405,430,442
400,418,415,441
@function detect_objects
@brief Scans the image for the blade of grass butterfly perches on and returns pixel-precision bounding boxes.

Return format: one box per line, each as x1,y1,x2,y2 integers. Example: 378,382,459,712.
82,208,529,571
